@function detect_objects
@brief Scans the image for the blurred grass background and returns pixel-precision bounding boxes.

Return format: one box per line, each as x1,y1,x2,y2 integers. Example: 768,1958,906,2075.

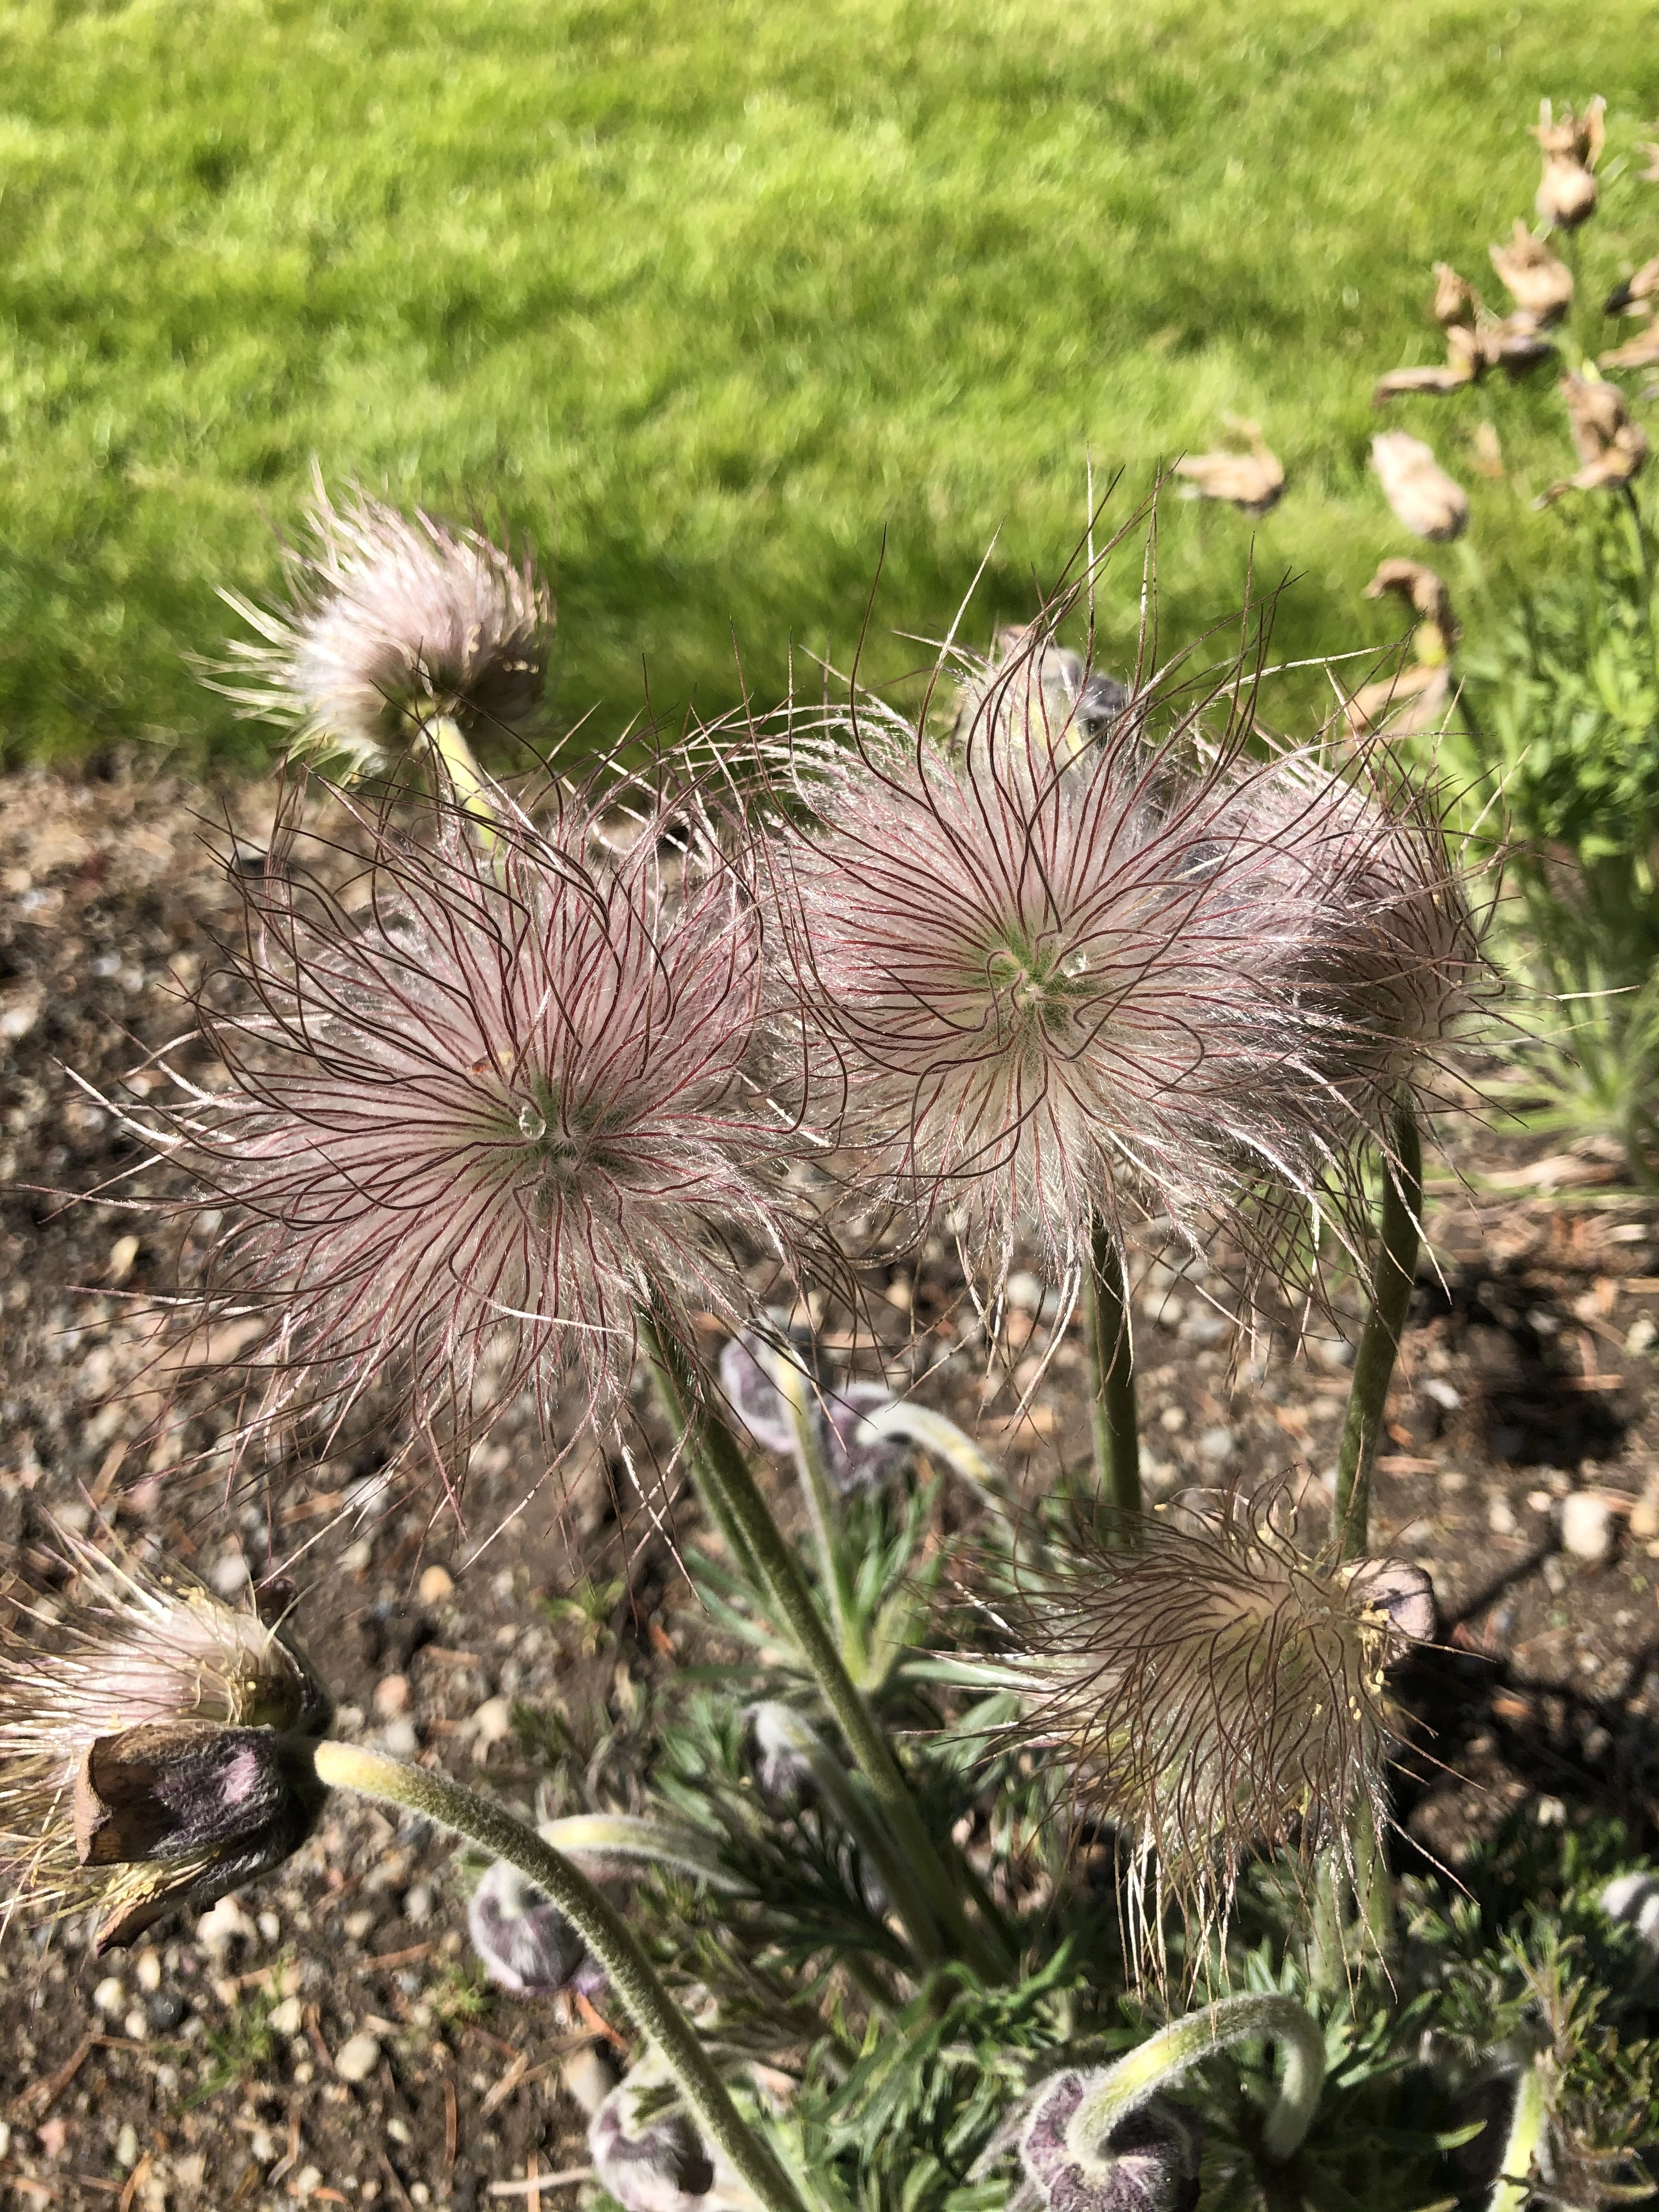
3,0,1658,766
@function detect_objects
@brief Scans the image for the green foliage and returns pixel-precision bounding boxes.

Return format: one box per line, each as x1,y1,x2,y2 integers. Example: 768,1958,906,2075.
188,1980,281,2104
5,1,1659,763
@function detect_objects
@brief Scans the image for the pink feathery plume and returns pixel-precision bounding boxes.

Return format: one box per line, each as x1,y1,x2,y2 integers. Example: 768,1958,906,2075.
132,769,810,1487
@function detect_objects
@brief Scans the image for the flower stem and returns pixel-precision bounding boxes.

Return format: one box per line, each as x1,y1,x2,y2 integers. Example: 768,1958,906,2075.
641,1314,1008,1982
1487,2058,1549,2212
1085,1216,1140,1543
1066,1994,1325,2168
1333,1102,1422,1560
423,713,500,848
771,1355,860,1671
311,1742,808,2212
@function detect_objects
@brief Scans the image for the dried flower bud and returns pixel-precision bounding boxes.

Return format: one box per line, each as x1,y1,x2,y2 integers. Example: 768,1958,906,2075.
0,1538,331,1950
589,2082,716,2212
979,1488,1432,1973
1022,2072,1203,2212
467,1858,594,1995
206,469,551,770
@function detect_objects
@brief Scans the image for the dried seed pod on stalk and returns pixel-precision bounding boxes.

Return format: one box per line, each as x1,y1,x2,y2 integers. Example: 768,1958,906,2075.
126,770,815,1490
204,467,552,773
0,1534,331,1951
967,1486,1432,1981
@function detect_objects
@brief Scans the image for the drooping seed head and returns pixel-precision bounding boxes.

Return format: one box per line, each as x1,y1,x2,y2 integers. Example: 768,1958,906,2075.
146,777,809,1483
206,469,551,771
0,1535,331,1951
978,1489,1432,1978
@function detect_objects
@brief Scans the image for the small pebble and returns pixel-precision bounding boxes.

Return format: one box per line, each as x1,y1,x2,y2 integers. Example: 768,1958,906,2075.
107,1234,140,1284
197,1897,256,1950
562,2045,618,2116
1005,1270,1045,1313
381,1717,420,1759
122,2007,149,2042
1488,1495,1517,1537
1180,1310,1231,1348
295,2169,324,2202
115,2122,139,2171
269,1996,304,2036
1561,1492,1615,1563
92,1975,126,2018
343,1909,377,1943
1159,1406,1187,1435
1197,1425,1235,1464
134,1948,162,1994
335,2031,382,2084
1631,1476,1659,1542
403,1883,434,1926
1420,1376,1462,1410
373,1674,410,1718
146,1991,185,2032
341,1538,374,1575
208,1550,249,1597
471,1695,514,1749
1626,1316,1657,1357
257,1911,281,1944
417,1564,454,1605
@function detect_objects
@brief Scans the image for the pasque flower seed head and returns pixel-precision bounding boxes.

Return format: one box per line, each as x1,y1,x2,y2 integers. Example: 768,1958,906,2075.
206,467,551,771
0,1536,331,1951
152,778,808,1477
976,1489,1432,1975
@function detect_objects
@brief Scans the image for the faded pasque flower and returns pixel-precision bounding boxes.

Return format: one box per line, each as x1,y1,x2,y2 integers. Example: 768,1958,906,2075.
207,467,551,770
1538,374,1649,505
155,778,805,1471
1532,96,1605,230
1020,2073,1204,2212
1488,222,1574,324
0,1537,331,1951
589,2080,717,2212
1370,433,1468,542
772,635,1368,1277
974,1490,1431,1972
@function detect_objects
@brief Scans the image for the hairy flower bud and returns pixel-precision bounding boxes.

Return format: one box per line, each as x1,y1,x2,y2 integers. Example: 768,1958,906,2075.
467,1857,597,1995
0,1538,331,1950
589,2082,716,2212
1022,2072,1203,2212
206,469,551,770
719,1331,904,1494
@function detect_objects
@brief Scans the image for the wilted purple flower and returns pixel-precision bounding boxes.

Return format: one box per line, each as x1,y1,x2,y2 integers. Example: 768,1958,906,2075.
153,779,808,1473
974,1487,1432,1973
206,468,551,770
0,1536,331,1951
589,2081,716,2212
771,633,1366,1276
468,1855,602,1995
1021,2072,1204,2212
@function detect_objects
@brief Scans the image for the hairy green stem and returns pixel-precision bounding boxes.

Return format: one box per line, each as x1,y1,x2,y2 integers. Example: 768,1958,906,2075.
1068,1994,1325,2168
1334,1103,1423,1560
771,1355,860,1668
641,1314,1007,1981
1085,1217,1139,1542
539,1813,749,1892
312,1742,807,2212
1486,2058,1549,2212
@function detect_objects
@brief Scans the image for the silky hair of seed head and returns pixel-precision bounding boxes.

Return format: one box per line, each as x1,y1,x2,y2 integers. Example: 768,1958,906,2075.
970,1483,1432,1984
129,770,812,1492
0,1533,330,1949
764,608,1394,1289
204,466,551,769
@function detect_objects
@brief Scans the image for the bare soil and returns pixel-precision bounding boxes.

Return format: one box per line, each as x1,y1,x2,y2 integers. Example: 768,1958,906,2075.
4,764,1659,2209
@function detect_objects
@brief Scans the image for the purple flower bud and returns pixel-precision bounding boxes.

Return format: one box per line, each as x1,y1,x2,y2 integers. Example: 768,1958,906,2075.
1022,2073,1203,2212
467,1859,594,1995
822,1381,904,1496
589,2083,715,2212
719,1331,799,1455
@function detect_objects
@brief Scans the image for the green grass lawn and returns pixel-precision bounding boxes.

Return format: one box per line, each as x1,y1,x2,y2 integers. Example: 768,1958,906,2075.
4,0,1659,765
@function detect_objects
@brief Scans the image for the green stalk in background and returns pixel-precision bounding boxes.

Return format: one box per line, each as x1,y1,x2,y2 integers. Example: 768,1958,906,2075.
312,1742,810,2212
1333,1102,1423,1559
641,1311,1009,1983
1085,1215,1141,1543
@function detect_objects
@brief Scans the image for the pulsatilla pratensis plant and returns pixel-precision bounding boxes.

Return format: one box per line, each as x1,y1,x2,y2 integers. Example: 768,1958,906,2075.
205,464,552,802
134,771,812,1475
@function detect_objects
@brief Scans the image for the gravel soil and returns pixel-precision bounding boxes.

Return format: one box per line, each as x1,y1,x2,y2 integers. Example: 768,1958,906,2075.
4,764,1659,2209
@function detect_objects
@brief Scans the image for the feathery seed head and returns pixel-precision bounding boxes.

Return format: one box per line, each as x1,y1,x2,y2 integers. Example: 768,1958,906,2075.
775,641,1373,1276
0,1537,331,1951
984,1490,1431,1974
1021,2074,1204,2212
207,471,551,771
159,779,807,1476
